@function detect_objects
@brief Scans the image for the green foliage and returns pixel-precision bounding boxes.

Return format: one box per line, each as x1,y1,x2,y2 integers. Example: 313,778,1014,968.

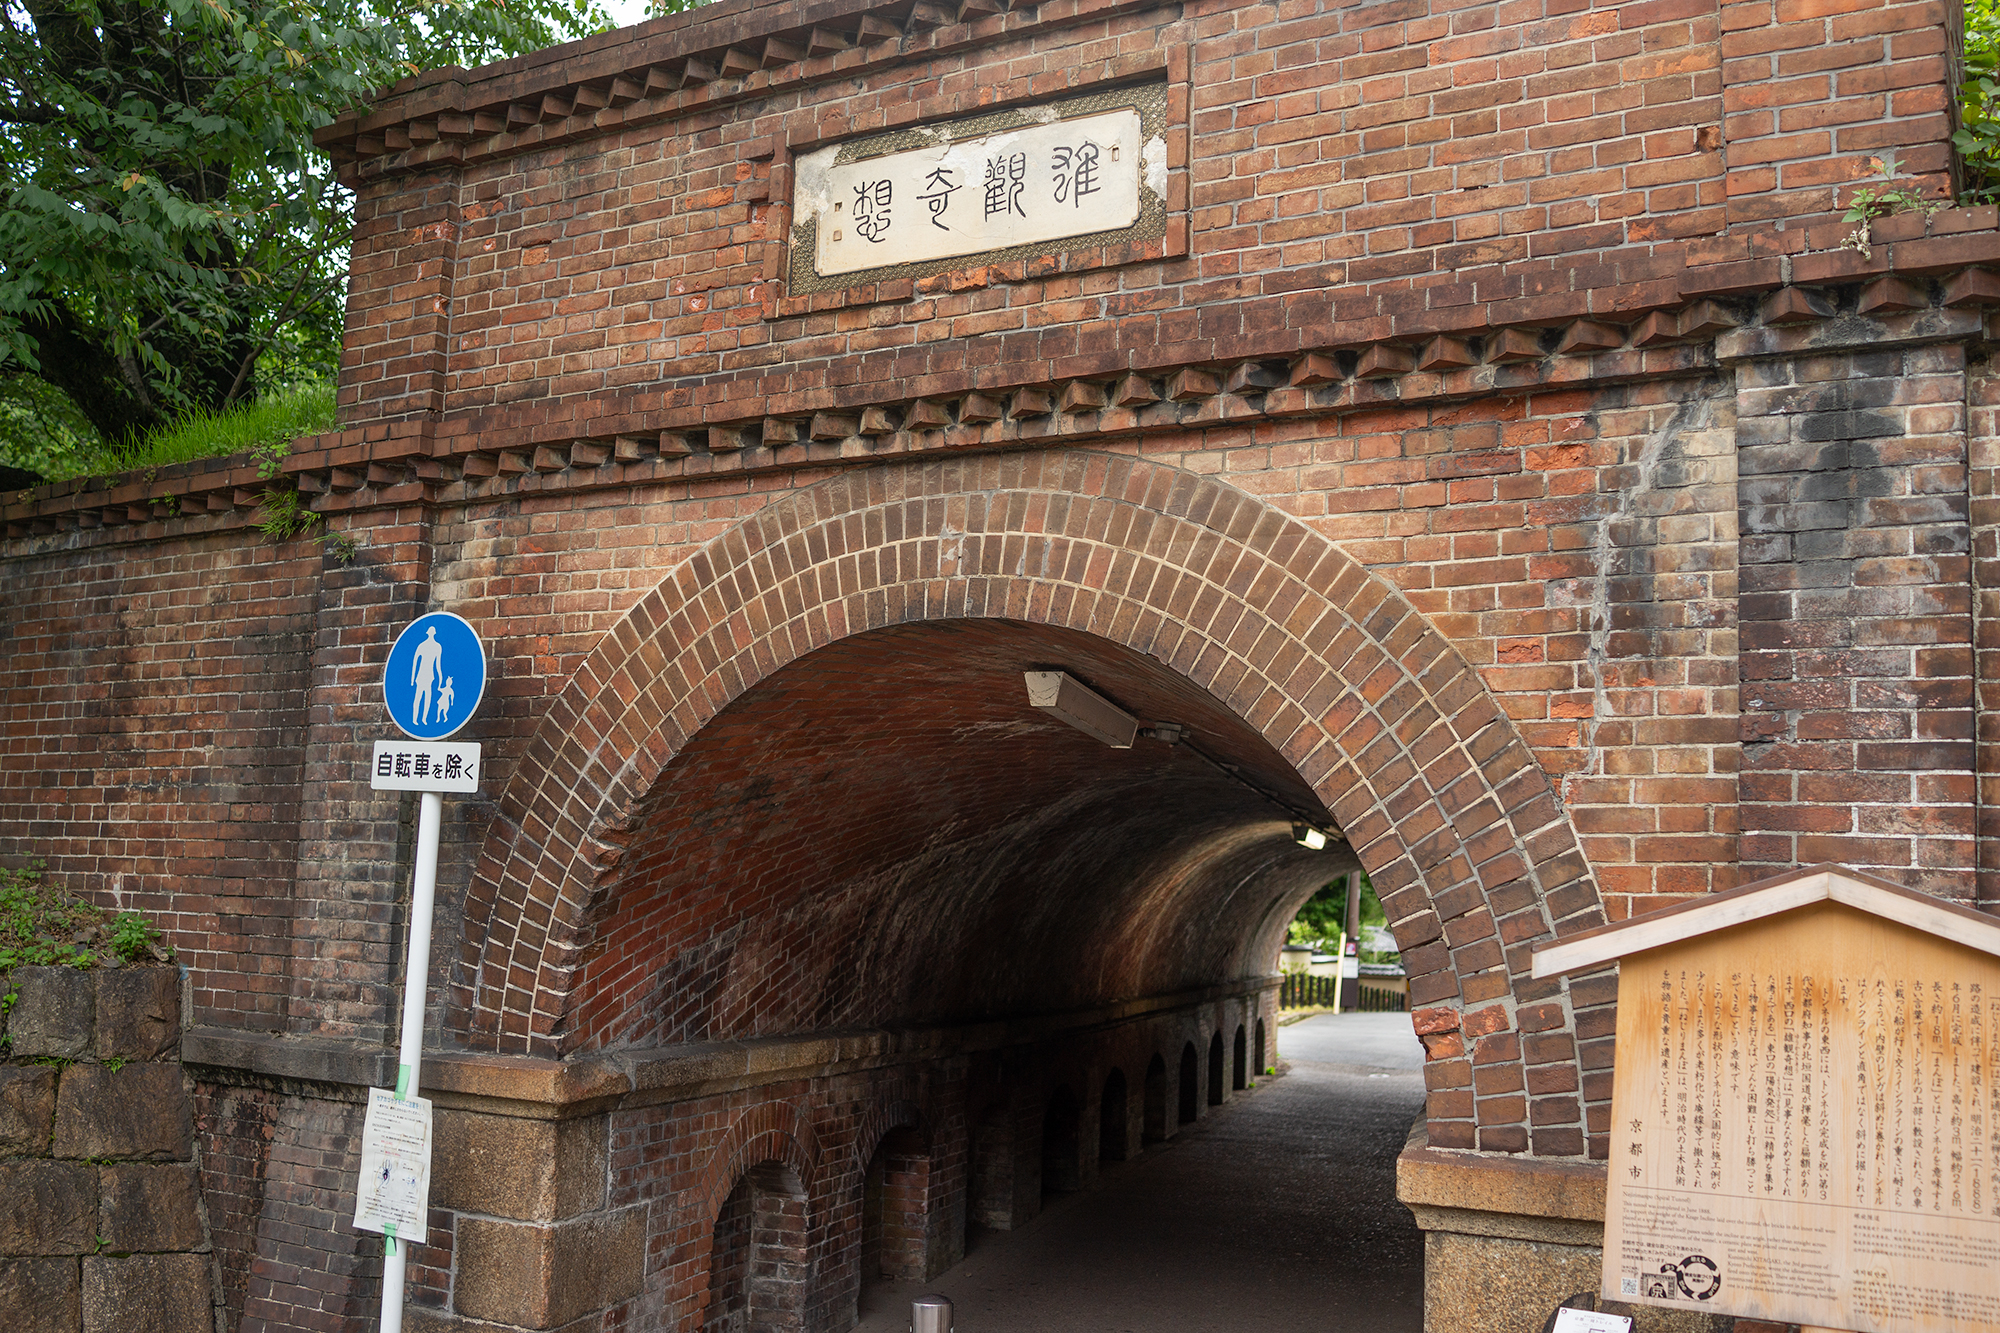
0,372,104,479
1285,872,1388,951
0,861,172,970
0,0,615,451
124,380,334,474
8,376,334,485
1838,150,1948,258
256,480,362,565
0,368,359,556
108,911,162,966
256,484,320,540
1961,0,2000,202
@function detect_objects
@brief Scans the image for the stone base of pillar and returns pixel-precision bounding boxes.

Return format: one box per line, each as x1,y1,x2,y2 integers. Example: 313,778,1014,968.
1397,1122,1730,1333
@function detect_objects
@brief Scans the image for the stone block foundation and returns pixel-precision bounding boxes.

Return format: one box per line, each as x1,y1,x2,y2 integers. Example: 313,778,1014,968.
185,985,1269,1332
0,966,217,1333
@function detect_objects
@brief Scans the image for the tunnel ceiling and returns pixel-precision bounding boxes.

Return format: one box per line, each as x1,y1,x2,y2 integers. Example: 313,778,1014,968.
568,620,1353,1049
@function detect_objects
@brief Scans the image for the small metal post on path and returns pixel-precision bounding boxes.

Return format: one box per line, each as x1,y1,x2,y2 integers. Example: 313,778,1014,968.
911,1294,954,1333
356,613,489,1333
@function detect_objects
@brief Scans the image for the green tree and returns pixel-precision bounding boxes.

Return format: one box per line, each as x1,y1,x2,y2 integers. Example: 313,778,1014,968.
1286,872,1387,950
0,0,613,459
1960,0,2000,201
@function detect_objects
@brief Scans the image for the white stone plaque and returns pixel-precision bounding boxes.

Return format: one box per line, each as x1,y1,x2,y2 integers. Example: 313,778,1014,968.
797,108,1151,276
353,1088,433,1243
1551,1310,1632,1333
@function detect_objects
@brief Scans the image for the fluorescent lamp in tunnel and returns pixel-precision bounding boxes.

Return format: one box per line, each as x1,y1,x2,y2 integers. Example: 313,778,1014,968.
1023,671,1138,748
1292,823,1328,850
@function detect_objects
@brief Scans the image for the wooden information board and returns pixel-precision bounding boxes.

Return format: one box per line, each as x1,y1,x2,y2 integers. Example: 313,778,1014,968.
1535,868,2000,1333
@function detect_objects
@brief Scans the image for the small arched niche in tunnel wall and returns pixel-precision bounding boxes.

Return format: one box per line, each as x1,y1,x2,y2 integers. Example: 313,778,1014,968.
562,619,1357,1050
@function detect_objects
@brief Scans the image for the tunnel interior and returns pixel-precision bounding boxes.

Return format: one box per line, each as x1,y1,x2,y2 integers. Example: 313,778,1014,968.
564,618,1354,1050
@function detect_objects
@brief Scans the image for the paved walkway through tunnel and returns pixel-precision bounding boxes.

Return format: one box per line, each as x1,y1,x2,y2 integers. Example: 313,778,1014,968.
856,1012,1427,1332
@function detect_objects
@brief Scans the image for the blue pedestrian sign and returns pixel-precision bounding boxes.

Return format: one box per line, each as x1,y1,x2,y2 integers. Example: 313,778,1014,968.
383,612,485,741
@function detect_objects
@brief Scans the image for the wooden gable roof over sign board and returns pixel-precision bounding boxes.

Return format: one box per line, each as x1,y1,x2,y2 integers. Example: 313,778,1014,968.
1531,862,2000,979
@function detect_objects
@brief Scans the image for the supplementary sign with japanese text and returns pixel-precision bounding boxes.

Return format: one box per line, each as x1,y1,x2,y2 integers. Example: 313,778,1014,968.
1603,903,2000,1332
798,108,1151,276
370,740,481,793
353,1088,433,1244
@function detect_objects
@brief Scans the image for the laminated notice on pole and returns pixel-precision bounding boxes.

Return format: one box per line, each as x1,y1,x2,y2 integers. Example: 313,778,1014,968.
370,741,480,793
353,1088,432,1243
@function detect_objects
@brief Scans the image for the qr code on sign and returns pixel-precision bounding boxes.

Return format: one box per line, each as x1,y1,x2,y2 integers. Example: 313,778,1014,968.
1621,1278,1639,1296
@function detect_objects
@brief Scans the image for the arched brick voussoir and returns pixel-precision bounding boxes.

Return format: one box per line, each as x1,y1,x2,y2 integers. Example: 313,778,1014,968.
667,1101,821,1333
451,450,1606,1155
694,1100,821,1226
849,1099,927,1178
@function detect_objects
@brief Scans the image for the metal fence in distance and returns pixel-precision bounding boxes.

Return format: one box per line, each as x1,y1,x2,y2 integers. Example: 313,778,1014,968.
1278,974,1409,1012
1278,973,1334,1009
1356,984,1408,1013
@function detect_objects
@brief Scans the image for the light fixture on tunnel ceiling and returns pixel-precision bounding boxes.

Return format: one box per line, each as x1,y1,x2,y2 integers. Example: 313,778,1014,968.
1023,671,1138,748
1292,823,1329,851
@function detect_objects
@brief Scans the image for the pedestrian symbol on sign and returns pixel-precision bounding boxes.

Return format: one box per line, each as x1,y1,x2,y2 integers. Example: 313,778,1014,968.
383,612,485,741
410,628,445,725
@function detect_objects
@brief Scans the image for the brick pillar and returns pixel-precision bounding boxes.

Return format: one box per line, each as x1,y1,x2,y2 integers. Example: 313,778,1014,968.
286,504,437,1039
237,1095,374,1333
1972,358,2000,905
341,169,463,425
1736,337,1975,896
746,1165,810,1332
1718,0,1956,226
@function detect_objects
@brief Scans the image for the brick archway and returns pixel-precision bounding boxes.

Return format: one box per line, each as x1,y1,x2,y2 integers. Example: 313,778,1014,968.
454,450,1607,1156
694,1102,821,1224
668,1101,822,1332
851,1099,926,1178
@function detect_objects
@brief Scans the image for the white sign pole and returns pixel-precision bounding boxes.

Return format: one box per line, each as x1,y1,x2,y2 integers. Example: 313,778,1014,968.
378,788,442,1333
368,611,484,1333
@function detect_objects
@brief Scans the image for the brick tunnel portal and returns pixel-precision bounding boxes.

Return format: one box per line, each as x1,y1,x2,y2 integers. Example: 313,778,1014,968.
399,456,1597,1333
568,616,1359,1329
569,618,1347,1052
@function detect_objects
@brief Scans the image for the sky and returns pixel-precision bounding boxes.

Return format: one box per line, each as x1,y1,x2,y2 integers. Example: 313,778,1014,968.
600,0,659,28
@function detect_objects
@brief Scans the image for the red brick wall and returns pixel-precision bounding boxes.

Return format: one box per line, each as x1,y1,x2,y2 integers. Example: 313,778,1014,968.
4,0,1997,1324
194,1083,283,1331
1120,385,1744,917
1734,340,1974,882
0,534,318,1029
238,1094,376,1333
323,0,1951,447
1720,0,1956,224
1972,355,2000,889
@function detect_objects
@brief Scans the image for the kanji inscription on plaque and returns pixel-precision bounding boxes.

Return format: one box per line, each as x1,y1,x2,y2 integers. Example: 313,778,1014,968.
794,108,1156,277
